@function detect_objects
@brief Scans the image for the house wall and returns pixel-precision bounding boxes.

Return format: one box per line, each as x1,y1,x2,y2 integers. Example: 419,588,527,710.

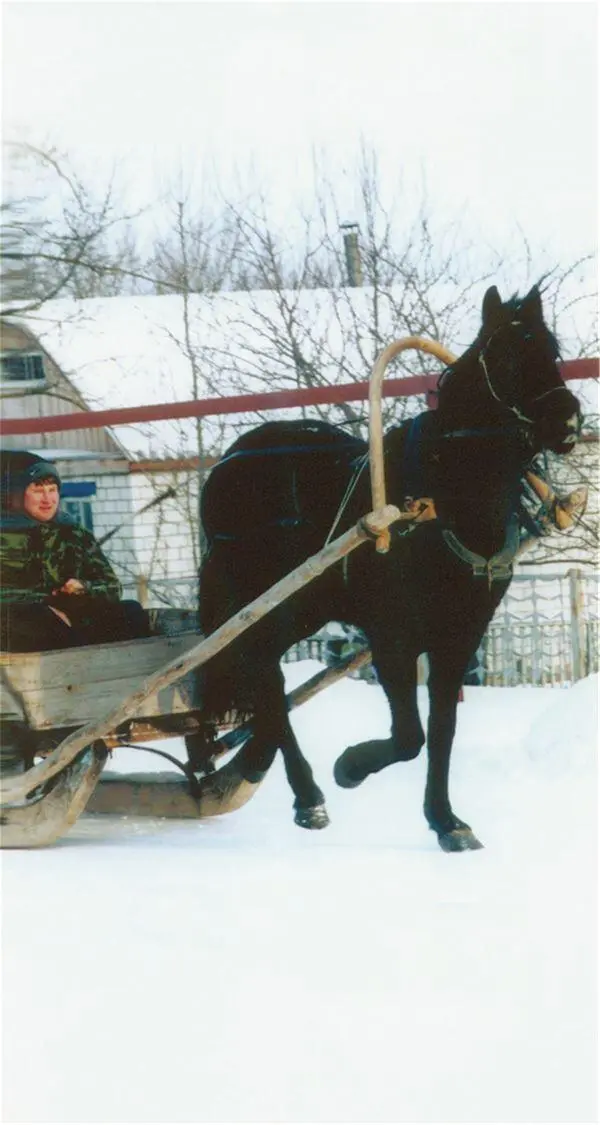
0,320,123,456
125,470,199,605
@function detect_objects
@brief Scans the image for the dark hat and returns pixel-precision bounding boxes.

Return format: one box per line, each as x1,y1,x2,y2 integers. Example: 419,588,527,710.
0,449,61,513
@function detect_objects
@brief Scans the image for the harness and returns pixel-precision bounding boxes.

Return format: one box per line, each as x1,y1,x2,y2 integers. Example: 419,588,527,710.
441,517,520,586
404,318,577,583
401,412,523,585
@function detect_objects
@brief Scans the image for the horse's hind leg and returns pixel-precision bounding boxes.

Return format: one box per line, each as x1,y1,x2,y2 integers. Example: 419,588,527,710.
424,649,483,852
236,663,329,830
281,723,329,830
265,665,329,829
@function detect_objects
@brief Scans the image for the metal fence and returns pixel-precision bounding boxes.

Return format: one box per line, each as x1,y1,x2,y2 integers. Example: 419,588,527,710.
124,569,598,688
480,570,598,687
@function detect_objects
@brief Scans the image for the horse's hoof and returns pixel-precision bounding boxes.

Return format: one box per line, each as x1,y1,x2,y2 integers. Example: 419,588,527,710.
333,751,366,788
294,804,330,829
438,827,484,852
334,739,401,788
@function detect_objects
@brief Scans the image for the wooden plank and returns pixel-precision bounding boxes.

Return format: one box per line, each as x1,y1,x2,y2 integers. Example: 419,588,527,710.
0,634,202,730
0,670,26,722
0,506,401,807
0,632,201,695
15,676,198,730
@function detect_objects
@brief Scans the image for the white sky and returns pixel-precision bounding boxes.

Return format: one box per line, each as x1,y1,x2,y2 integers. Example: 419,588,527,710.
2,0,598,265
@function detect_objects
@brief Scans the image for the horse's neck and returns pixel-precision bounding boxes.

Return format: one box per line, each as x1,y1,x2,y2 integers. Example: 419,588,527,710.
383,407,521,559
436,428,522,559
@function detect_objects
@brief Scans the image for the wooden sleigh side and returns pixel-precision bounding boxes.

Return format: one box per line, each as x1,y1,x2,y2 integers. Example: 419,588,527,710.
1,611,206,747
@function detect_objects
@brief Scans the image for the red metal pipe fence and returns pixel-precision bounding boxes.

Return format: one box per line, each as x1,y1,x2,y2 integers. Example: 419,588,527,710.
0,359,597,438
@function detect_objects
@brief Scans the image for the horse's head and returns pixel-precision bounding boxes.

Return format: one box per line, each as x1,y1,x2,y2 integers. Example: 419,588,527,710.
439,284,582,454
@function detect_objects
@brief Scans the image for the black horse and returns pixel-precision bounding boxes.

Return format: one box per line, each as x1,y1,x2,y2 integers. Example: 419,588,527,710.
188,285,581,851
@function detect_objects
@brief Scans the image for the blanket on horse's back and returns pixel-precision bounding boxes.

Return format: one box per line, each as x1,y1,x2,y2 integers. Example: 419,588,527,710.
201,419,371,546
201,413,559,557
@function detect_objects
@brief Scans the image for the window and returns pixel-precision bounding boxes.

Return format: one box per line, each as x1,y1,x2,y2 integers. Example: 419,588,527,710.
0,353,46,386
60,481,96,532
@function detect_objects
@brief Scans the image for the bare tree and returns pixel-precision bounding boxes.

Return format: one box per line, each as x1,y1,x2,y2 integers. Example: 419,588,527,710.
1,142,149,315
146,198,245,294
200,150,501,440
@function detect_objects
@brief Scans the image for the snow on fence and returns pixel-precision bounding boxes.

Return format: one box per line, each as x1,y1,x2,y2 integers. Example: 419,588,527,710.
123,571,598,688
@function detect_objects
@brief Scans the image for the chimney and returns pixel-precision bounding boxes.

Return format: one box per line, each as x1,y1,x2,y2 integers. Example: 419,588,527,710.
340,222,363,288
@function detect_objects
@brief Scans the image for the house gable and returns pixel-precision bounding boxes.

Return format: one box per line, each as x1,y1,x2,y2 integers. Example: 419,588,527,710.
0,318,125,457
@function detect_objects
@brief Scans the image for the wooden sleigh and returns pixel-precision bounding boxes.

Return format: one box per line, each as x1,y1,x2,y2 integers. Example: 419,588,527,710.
0,506,404,848
0,338,586,848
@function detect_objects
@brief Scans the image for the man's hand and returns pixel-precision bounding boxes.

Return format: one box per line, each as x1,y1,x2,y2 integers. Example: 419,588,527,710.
54,579,86,596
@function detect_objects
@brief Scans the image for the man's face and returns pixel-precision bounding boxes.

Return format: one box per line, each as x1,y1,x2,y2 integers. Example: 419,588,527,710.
23,479,60,522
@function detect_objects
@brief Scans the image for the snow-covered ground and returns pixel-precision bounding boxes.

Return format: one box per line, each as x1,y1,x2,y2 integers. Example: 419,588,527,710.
2,668,597,1124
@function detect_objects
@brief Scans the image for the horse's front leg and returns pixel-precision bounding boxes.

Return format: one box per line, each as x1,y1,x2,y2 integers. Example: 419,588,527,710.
334,646,425,787
424,650,483,852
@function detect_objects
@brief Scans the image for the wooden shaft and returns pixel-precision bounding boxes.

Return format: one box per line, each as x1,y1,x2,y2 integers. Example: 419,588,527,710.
369,337,456,551
286,649,372,707
0,506,400,806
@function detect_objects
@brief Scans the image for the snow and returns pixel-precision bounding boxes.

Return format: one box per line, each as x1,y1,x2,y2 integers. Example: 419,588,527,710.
2,668,597,1124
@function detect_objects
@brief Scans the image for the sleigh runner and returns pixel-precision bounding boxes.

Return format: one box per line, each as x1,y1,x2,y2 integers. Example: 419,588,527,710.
0,316,588,849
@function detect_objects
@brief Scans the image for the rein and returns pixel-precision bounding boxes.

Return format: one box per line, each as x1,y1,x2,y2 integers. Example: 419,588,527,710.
324,453,369,546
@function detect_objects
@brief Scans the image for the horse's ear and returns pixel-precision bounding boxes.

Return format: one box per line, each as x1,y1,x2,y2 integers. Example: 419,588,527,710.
482,286,502,324
522,285,543,318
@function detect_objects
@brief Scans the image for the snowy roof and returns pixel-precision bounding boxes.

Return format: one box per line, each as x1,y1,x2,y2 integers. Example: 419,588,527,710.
13,287,598,459
12,288,462,457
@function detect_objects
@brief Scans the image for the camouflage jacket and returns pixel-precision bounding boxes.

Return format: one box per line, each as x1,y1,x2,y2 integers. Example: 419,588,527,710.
0,512,122,605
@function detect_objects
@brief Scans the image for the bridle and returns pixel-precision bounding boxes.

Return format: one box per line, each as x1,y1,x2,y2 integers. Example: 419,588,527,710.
475,321,571,426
